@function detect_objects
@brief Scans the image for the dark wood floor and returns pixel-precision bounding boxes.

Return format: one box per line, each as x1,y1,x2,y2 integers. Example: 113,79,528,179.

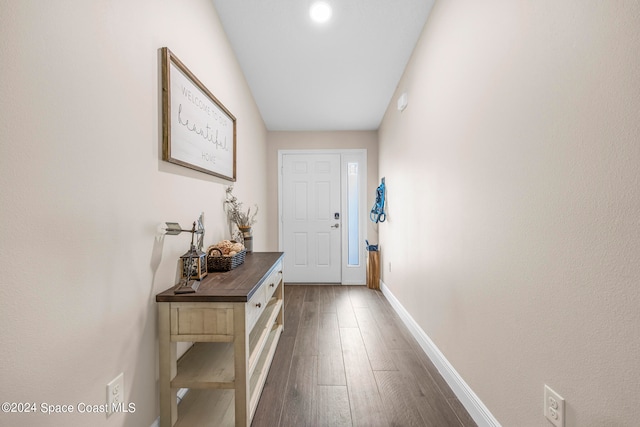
252,285,477,427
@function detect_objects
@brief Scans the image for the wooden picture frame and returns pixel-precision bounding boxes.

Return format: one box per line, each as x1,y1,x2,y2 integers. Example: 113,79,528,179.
161,47,236,181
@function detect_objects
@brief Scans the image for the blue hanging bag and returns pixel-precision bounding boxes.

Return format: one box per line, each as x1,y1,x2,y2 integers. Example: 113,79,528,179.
370,178,386,223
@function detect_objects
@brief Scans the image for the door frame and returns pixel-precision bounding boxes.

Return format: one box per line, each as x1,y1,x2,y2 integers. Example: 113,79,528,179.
278,149,368,284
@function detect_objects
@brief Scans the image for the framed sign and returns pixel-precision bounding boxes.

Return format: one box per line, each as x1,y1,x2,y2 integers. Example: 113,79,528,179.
161,47,236,181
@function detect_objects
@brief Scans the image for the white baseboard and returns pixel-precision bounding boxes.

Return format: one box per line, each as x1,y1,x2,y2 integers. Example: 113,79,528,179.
150,388,189,427
380,280,501,427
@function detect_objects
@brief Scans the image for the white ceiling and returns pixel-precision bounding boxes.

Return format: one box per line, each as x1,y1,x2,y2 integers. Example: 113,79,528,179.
212,0,434,131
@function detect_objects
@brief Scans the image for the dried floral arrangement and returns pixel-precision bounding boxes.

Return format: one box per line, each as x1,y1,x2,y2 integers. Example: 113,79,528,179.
224,185,258,228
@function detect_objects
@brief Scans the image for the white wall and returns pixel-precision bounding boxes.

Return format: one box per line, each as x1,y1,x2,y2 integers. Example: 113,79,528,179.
266,131,379,250
0,1,267,426
378,1,640,426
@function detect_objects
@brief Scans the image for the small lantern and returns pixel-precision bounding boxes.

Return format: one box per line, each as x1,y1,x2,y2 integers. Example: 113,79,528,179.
180,243,207,281
160,218,207,294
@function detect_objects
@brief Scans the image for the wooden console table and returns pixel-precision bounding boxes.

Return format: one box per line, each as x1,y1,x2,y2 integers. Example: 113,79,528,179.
156,252,284,426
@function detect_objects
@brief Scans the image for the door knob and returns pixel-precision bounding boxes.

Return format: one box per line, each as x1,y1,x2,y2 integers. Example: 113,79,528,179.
331,224,340,228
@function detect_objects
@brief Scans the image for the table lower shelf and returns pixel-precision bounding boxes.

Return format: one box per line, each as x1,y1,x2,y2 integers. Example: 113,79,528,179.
171,298,282,390
174,389,234,427
173,324,283,426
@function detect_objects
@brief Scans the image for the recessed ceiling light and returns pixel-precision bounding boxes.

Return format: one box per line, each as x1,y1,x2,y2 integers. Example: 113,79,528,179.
310,1,332,24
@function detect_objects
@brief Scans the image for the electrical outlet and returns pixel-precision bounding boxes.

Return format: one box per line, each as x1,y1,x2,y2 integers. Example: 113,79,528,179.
107,373,124,416
388,262,391,272
544,385,565,427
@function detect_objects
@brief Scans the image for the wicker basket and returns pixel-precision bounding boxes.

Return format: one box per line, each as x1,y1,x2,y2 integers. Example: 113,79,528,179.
207,247,246,272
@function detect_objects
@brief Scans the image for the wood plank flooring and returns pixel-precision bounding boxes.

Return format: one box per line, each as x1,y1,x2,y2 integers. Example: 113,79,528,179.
252,285,477,427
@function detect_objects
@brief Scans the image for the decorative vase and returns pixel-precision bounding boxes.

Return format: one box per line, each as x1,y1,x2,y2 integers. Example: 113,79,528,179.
238,226,253,253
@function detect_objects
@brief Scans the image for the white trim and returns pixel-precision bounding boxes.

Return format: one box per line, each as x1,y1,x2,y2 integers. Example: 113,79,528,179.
150,388,189,427
380,280,502,427
278,149,367,284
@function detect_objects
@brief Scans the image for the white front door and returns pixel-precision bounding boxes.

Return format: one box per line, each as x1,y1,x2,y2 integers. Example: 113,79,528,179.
282,153,342,283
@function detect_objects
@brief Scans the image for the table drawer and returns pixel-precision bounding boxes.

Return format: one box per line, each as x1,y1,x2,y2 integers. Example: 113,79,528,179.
246,285,266,332
170,303,234,338
264,261,283,302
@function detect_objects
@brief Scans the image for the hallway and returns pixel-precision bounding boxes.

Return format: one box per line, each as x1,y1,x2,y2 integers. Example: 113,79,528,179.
252,285,476,426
